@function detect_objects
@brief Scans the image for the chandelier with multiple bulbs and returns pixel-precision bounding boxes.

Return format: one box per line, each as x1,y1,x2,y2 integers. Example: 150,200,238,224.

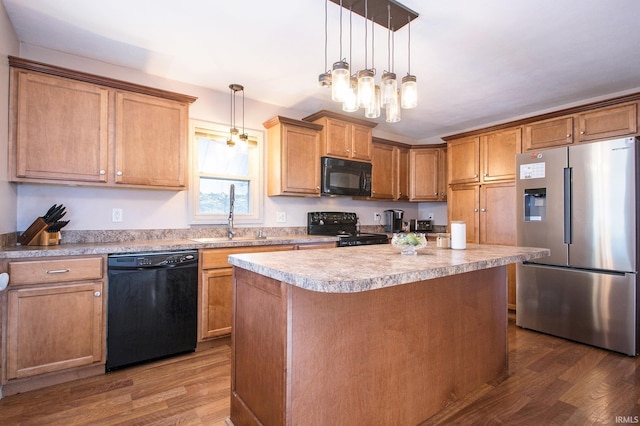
227,83,248,148
318,0,419,123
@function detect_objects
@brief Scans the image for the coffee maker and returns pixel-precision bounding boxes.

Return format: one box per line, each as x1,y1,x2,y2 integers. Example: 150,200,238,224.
383,209,404,233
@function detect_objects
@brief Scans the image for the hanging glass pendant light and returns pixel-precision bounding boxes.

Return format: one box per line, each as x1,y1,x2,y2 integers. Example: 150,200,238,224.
357,0,375,109
227,84,244,148
386,89,401,123
343,8,359,112
318,0,332,87
381,5,397,108
401,15,417,109
365,84,381,118
331,0,350,102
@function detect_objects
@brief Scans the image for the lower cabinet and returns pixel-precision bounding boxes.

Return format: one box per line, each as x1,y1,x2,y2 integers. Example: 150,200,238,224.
199,242,335,341
1,256,106,392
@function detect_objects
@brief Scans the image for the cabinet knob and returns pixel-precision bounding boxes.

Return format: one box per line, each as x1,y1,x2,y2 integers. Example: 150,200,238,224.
440,192,445,196
484,173,488,177
481,208,487,212
94,291,101,297
580,131,585,135
346,149,350,153
99,170,106,175
474,208,479,212
566,134,571,138
117,171,123,176
474,174,478,178
434,192,438,196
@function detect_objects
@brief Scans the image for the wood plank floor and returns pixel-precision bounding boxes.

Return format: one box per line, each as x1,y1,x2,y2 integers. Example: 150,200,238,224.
0,313,638,425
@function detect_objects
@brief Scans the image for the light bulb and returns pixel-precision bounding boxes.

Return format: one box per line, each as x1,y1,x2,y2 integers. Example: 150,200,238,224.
331,61,350,102
401,75,417,109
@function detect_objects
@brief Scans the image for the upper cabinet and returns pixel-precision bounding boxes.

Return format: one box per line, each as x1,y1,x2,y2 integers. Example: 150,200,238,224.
369,141,395,200
409,146,447,202
447,127,521,186
523,102,638,151
8,56,196,190
303,110,377,162
264,116,323,197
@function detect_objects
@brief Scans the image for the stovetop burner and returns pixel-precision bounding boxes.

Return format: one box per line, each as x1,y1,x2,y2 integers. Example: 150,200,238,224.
307,212,389,247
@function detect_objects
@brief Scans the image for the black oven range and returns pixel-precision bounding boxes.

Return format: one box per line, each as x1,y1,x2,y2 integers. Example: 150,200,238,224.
307,212,389,247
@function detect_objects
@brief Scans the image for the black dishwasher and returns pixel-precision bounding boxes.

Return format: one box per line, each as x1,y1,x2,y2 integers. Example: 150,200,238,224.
106,250,198,371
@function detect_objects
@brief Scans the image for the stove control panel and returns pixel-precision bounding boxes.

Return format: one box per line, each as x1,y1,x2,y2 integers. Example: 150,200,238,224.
308,212,357,226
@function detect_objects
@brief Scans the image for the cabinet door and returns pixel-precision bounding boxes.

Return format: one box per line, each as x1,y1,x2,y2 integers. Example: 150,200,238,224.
480,182,516,245
437,148,447,200
280,124,321,196
201,268,233,339
370,144,395,200
115,91,188,188
410,149,440,201
577,102,637,142
396,147,410,201
447,137,480,185
351,124,372,161
13,71,109,183
481,128,521,183
6,283,104,380
523,116,573,150
448,185,479,244
323,118,351,158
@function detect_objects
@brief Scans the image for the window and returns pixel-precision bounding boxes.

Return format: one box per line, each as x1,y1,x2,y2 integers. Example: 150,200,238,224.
190,120,263,224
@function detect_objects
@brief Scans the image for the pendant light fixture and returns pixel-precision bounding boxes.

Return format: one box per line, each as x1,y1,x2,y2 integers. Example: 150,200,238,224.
331,0,350,103
227,84,246,148
356,0,375,110
343,7,359,112
381,5,397,109
319,0,419,123
318,0,332,87
401,15,418,109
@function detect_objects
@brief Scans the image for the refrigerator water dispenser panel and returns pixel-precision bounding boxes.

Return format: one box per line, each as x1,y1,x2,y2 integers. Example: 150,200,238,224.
524,188,546,222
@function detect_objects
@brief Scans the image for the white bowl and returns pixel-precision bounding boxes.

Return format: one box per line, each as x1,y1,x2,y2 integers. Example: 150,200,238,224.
391,233,427,255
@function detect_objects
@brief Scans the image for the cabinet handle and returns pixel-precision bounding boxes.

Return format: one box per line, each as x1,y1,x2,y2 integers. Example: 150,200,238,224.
117,171,123,176
580,131,585,135
46,269,70,274
474,208,479,212
94,291,101,297
566,134,571,138
434,192,438,195
316,186,320,190
481,208,487,212
99,170,106,175
346,149,350,153
474,174,478,178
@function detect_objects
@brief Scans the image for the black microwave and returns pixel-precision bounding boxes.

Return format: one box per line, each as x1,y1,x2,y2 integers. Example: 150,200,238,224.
321,156,372,197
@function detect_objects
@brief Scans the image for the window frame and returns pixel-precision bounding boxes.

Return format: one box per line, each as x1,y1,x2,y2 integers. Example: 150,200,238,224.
189,119,264,225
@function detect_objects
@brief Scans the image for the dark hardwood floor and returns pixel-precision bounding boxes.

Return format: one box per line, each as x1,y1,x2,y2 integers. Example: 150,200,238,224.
0,314,638,425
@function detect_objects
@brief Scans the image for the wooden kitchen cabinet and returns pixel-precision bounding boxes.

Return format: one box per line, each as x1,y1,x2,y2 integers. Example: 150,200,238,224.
448,182,517,309
114,91,188,187
8,56,196,190
370,142,395,200
199,245,295,340
410,146,447,201
264,116,323,197
303,110,377,161
1,256,106,391
447,127,520,185
523,102,637,150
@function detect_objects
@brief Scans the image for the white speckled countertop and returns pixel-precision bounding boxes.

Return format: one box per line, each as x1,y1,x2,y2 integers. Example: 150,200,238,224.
228,244,550,293
0,235,339,259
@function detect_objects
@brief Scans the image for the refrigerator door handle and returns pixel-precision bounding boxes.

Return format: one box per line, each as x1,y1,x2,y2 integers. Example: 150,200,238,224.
563,167,572,244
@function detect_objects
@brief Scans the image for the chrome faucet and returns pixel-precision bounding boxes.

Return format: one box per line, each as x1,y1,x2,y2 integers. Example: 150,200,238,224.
228,184,235,240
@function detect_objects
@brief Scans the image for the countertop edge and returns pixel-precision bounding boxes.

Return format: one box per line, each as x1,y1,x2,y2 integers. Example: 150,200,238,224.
228,244,550,293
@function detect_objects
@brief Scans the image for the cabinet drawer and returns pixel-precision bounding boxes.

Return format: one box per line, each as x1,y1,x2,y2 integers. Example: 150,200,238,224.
8,257,104,286
200,245,295,269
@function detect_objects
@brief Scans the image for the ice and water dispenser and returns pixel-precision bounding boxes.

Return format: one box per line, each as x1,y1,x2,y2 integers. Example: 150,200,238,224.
523,188,546,222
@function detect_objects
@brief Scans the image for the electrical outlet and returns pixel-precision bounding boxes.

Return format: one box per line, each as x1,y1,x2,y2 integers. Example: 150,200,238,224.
374,212,381,221
428,212,434,220
276,211,287,223
112,208,123,223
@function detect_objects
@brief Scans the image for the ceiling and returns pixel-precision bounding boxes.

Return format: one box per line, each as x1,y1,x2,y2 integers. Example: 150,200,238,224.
4,0,640,143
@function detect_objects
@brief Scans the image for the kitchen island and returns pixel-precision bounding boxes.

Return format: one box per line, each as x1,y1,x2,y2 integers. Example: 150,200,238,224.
226,243,549,426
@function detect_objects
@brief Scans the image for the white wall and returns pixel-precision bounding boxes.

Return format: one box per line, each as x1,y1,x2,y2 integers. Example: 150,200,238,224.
0,3,19,234
13,45,430,231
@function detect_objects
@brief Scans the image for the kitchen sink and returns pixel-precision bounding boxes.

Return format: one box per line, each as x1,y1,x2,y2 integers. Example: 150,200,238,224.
190,236,268,243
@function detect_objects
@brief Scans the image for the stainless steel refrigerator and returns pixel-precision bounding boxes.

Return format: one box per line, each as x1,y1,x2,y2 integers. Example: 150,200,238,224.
516,136,638,356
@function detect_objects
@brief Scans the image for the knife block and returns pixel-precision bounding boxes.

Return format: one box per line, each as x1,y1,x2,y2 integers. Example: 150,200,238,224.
18,217,60,246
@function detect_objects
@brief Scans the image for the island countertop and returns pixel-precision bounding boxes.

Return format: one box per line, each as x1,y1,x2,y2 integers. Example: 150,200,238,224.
228,243,549,293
